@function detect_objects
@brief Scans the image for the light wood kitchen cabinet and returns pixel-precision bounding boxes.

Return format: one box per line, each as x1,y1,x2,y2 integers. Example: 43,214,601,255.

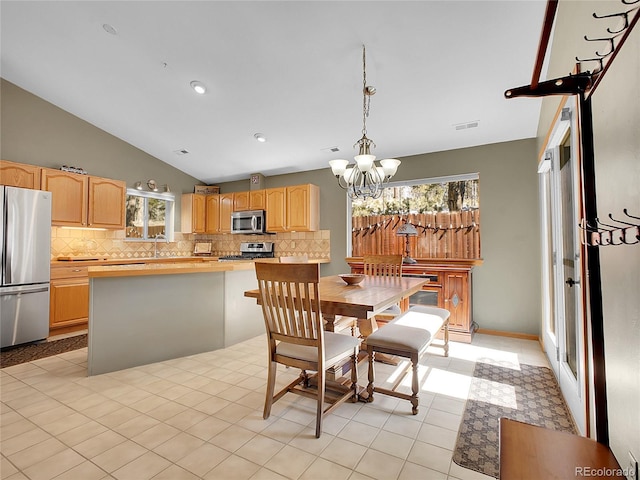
265,187,286,232
287,184,319,231
50,264,89,334
87,177,127,228
41,169,125,228
232,190,266,211
249,190,266,210
181,194,206,233
205,194,220,233
219,193,234,233
0,160,41,188
233,191,250,211
265,184,319,232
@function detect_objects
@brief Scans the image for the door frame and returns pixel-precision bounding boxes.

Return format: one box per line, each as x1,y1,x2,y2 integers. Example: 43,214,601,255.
539,96,588,435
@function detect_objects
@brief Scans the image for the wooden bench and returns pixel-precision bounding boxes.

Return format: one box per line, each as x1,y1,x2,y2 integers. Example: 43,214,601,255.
365,305,450,414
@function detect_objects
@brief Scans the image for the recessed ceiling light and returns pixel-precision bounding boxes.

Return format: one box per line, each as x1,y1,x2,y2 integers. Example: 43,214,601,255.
254,133,267,143
102,23,117,35
190,81,206,95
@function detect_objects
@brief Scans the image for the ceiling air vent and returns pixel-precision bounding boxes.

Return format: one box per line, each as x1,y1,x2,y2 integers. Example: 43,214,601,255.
173,149,190,155
322,146,340,153
454,121,480,131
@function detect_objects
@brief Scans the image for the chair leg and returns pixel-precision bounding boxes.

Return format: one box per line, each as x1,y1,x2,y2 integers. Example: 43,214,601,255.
316,368,325,438
350,350,358,402
410,354,419,415
367,347,375,403
263,360,277,420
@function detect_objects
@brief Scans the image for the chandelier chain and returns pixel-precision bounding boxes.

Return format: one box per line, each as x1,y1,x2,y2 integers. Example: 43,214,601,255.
362,45,370,137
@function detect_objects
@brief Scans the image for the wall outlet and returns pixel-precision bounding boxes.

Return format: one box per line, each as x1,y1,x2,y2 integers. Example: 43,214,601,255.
629,451,638,480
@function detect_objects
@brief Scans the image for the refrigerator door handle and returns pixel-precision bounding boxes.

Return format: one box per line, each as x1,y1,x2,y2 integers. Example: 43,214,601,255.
0,285,49,296
4,202,12,284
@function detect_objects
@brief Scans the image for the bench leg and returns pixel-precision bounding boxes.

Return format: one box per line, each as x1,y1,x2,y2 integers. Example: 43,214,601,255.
367,347,375,403
443,322,449,357
411,353,419,415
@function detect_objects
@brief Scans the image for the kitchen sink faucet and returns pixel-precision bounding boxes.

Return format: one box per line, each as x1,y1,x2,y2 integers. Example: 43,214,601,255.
154,233,168,258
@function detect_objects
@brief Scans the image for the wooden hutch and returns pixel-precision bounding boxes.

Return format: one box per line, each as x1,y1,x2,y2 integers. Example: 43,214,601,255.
346,257,482,343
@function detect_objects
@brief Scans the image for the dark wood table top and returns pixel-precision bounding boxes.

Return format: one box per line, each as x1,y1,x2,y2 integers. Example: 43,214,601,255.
499,418,625,479
244,274,428,319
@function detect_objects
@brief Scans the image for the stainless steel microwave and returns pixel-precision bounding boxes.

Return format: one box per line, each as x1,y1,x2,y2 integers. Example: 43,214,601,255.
231,210,268,234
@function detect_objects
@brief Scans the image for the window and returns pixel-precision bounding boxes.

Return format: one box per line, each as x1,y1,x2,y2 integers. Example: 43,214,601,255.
125,189,175,241
349,173,480,259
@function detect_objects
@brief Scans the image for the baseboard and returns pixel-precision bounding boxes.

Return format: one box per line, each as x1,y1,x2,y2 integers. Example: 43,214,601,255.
476,328,539,341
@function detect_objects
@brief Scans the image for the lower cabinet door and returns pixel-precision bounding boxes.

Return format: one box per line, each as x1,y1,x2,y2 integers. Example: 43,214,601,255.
50,279,89,330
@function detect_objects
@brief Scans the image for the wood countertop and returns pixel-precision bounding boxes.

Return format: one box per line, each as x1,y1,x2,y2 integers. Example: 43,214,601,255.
87,257,330,278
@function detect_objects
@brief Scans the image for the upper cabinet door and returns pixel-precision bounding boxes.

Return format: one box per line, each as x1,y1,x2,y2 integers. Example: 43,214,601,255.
41,169,88,226
88,177,126,229
265,187,286,232
0,160,41,189
219,193,234,233
233,191,250,211
249,190,266,210
205,194,220,234
287,184,319,232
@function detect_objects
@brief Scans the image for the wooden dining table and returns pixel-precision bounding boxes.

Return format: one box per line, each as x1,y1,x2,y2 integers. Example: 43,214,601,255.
244,274,428,331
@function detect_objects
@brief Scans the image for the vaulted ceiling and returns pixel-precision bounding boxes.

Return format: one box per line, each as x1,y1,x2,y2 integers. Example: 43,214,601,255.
2,1,549,183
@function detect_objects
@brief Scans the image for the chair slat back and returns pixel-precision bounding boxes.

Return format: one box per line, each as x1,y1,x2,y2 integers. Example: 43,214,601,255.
255,262,322,347
363,254,403,277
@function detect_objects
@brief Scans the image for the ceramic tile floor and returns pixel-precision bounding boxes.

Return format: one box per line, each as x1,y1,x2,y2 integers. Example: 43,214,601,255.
1,333,549,480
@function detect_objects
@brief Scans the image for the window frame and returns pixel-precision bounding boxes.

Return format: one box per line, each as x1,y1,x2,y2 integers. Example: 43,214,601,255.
125,188,175,242
346,172,479,255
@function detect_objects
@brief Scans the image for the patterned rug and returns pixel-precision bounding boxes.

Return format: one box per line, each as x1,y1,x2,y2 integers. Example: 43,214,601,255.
1,334,87,368
452,361,576,478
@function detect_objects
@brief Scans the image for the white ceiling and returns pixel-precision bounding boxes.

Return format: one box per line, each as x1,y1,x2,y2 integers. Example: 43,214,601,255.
1,1,548,184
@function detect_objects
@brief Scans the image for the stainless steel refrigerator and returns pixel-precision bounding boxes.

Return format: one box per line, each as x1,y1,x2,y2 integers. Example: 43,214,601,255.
1,186,52,348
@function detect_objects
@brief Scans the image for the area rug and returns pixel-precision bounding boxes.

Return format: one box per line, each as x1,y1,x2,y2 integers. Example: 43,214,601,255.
452,361,576,478
1,334,87,368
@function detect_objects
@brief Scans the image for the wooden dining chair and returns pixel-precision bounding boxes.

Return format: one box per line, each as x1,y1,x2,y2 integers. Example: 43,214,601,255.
255,262,360,438
363,254,404,320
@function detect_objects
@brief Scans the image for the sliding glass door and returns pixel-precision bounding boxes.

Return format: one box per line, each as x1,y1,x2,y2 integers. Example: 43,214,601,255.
540,98,587,434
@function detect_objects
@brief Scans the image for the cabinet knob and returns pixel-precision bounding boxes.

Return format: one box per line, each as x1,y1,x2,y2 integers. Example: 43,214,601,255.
72,269,81,272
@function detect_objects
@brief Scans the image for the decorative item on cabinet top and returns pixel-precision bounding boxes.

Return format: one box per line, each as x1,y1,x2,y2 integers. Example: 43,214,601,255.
194,185,220,194
61,165,88,175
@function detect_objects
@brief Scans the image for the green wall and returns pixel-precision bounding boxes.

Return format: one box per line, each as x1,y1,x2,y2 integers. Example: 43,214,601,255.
222,138,541,336
0,79,201,231
1,78,541,336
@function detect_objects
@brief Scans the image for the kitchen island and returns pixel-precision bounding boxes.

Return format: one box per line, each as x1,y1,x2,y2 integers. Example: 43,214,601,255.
87,260,271,375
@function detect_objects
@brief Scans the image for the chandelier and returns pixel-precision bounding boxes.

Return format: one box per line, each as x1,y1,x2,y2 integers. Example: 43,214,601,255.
329,46,400,200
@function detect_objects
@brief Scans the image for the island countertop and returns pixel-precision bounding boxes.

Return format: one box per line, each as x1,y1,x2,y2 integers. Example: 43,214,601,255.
87,257,329,278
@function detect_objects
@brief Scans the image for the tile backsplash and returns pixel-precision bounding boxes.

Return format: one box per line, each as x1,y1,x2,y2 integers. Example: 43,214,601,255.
51,227,331,260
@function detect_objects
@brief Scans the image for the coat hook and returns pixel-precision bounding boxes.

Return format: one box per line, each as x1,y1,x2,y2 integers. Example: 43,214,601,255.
575,56,604,73
583,35,617,57
592,7,638,34
623,208,640,221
